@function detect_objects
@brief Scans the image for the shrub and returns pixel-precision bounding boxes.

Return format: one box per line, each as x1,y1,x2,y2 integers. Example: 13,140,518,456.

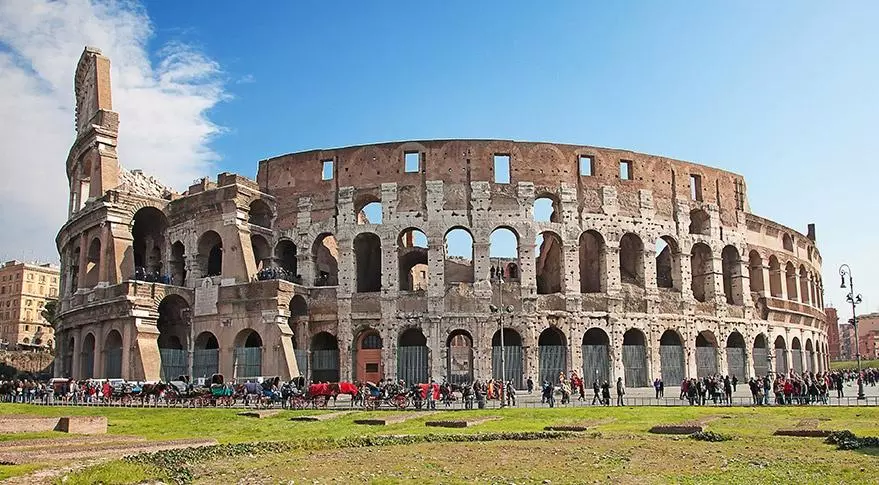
690,431,731,442
825,430,879,450
649,425,702,435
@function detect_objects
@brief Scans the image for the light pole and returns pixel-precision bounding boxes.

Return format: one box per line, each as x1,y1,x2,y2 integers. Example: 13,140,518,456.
490,262,513,407
839,264,865,400
182,307,194,382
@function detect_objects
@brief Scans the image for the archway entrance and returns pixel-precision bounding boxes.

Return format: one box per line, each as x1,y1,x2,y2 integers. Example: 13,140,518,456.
659,330,685,385
774,336,788,374
447,330,474,385
581,328,610,385
81,333,95,379
492,328,523,388
805,339,815,373
753,334,769,378
355,330,383,383
234,330,263,380
104,330,123,378
157,295,190,380
726,332,747,379
311,332,340,382
622,329,648,387
193,332,219,379
791,338,803,374
695,331,718,378
538,327,567,385
397,328,428,385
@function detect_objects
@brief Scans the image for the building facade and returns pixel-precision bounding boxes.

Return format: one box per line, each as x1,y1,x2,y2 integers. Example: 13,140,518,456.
838,323,855,361
856,313,879,360
826,307,840,361
54,47,829,385
0,261,59,349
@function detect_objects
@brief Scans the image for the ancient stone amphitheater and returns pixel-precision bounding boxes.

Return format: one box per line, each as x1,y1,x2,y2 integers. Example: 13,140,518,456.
55,47,828,387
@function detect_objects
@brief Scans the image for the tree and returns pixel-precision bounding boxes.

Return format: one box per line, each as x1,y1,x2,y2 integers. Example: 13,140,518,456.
41,299,59,328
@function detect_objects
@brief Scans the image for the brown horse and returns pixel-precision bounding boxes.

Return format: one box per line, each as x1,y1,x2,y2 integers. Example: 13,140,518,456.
138,382,169,406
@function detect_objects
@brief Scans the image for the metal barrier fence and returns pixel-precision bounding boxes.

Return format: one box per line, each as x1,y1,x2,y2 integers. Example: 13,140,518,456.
581,345,610,385
193,349,219,380
311,349,339,383
233,347,262,380
622,345,648,387
695,347,717,378
538,345,566,385
159,348,187,381
659,345,684,386
104,348,123,378
726,347,746,379
492,345,524,389
397,346,428,385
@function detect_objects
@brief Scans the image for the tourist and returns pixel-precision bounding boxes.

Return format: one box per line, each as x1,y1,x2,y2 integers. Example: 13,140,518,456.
616,377,625,406
527,377,534,394
591,379,601,405
542,381,555,408
601,380,611,406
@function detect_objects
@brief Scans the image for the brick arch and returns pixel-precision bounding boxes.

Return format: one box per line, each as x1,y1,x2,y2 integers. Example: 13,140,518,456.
149,287,194,314
348,145,391,170
526,143,567,173
124,200,169,225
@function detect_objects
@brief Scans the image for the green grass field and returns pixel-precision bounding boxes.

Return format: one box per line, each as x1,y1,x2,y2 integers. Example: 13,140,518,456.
831,358,879,370
0,404,876,483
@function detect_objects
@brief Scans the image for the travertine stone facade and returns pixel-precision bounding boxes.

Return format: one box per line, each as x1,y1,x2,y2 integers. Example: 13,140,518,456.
55,47,829,386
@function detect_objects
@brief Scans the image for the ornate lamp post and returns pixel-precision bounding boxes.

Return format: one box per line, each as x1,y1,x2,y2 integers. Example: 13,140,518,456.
490,262,514,407
839,264,865,400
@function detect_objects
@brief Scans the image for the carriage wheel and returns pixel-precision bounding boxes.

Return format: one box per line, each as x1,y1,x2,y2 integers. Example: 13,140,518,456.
312,395,329,409
392,394,409,410
121,394,132,406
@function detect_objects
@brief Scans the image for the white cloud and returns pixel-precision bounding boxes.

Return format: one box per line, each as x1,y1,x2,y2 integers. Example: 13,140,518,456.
0,0,226,264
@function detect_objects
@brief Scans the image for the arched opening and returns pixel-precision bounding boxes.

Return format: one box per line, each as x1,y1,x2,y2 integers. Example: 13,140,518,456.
85,237,101,287
622,329,648,387
748,251,764,293
248,199,272,228
131,207,168,278
170,241,186,286
689,209,710,235
533,195,560,223
774,336,788,374
275,240,298,276
782,233,793,252
444,228,474,284
104,330,123,378
197,231,223,278
233,329,263,380
785,262,799,302
489,227,520,282
538,327,567,385
356,200,382,225
791,337,803,373
656,236,681,290
695,331,718,378
447,330,474,385
659,329,685,386
768,256,783,297
690,243,713,302
799,265,811,305
726,332,747,379
805,339,815,373
311,332,340,383
354,329,383,383
535,231,563,294
752,334,769,378
80,333,95,379
492,328,523,388
193,331,219,379
397,328,428,385
579,230,604,293
250,234,271,272
619,233,644,287
354,232,382,292
312,233,339,286
721,245,743,304
289,295,308,317
581,328,610,385
398,228,428,291
157,295,190,380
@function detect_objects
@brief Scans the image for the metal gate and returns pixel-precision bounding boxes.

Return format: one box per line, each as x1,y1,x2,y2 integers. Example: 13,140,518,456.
660,344,684,385
104,348,122,378
447,346,473,385
753,347,769,378
775,351,788,375
695,347,717,378
160,348,188,381
581,345,610,385
539,345,566,385
726,347,746,379
233,347,262,380
294,349,308,378
311,349,339,382
193,349,219,379
622,344,648,387
791,350,803,373
82,349,94,379
397,346,428,385
492,345,523,388
807,352,815,373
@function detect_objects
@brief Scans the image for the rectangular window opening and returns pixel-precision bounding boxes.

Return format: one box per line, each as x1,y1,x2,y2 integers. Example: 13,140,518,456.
579,155,593,176
404,152,420,173
690,174,703,201
619,160,633,180
365,363,379,373
321,160,334,181
494,154,511,184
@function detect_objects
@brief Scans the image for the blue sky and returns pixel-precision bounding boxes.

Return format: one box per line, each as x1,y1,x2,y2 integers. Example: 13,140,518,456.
2,1,877,313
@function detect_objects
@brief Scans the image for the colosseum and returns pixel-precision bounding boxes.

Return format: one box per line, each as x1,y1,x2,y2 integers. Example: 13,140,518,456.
54,47,829,388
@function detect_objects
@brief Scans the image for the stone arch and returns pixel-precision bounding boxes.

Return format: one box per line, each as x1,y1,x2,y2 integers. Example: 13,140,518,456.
748,250,764,293
444,227,474,284
533,193,561,223
312,233,339,286
446,329,474,385
311,332,340,382
538,327,567,384
791,336,803,373
354,232,382,292
398,327,429,385
690,243,713,302
535,231,563,294
248,199,272,228
104,329,123,378
157,294,190,380
489,226,520,282
354,328,383,383
619,233,645,287
785,261,799,301
805,338,815,373
492,328,524,388
581,328,610,385
725,331,747,379
81,332,95,379
768,255,783,297
250,234,271,272
197,230,223,277
752,333,770,378
689,208,710,235
782,233,794,252
233,329,263,380
579,230,605,293
85,237,101,287
695,330,718,377
131,206,168,277
289,295,308,317
721,245,743,304
774,335,788,374
398,228,429,291
659,329,685,385
275,239,298,275
355,194,382,225
193,331,219,379
655,236,681,290
622,328,649,387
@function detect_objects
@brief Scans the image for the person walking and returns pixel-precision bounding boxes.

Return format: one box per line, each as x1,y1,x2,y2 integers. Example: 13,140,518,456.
527,377,534,394
616,377,625,406
653,378,661,399
601,380,611,406
542,381,555,408
591,379,601,405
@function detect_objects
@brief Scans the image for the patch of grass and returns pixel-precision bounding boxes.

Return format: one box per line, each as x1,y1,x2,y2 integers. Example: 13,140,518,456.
830,358,879,370
53,460,168,485
0,430,66,442
0,463,43,480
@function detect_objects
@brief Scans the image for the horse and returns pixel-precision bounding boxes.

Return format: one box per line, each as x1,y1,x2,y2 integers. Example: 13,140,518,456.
138,382,169,406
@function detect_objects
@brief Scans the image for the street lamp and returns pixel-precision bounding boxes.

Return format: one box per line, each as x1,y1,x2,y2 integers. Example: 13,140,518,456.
839,264,865,400
490,262,514,407
181,307,194,381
